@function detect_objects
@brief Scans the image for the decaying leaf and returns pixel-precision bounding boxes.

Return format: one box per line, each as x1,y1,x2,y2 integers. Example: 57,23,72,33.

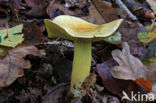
111,42,156,98
0,24,24,47
92,0,126,22
96,59,147,99
81,73,97,96
0,46,40,87
46,1,74,19
43,83,69,103
24,0,48,17
119,20,146,57
111,42,148,80
137,25,156,44
24,24,44,45
81,4,105,25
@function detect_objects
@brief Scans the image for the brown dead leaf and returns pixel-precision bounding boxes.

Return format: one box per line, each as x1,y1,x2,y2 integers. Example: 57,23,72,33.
119,20,146,56
24,24,44,45
46,1,105,24
25,0,48,17
96,60,131,97
0,46,40,87
111,42,156,98
92,0,126,22
81,73,97,96
26,6,47,17
46,1,74,19
43,83,69,103
96,59,147,99
82,4,105,24
111,42,148,80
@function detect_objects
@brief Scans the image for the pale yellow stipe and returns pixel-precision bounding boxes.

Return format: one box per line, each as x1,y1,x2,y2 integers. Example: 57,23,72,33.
70,41,91,97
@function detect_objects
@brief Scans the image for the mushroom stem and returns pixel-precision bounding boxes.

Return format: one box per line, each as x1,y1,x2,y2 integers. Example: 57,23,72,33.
70,40,91,96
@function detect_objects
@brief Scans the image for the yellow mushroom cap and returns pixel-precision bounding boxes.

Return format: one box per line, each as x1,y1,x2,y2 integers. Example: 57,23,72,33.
44,15,123,41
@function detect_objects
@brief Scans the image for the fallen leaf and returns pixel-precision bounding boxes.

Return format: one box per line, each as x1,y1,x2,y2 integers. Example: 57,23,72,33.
137,25,156,44
135,78,152,92
43,83,69,103
119,20,146,56
92,0,126,22
0,46,40,87
81,73,97,96
46,1,74,19
0,24,24,47
25,0,48,17
64,0,87,8
96,59,131,97
46,1,105,25
24,24,44,45
96,59,147,98
111,42,148,80
111,42,156,98
81,4,105,24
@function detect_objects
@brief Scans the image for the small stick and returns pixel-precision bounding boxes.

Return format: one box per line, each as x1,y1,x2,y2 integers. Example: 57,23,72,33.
114,0,138,21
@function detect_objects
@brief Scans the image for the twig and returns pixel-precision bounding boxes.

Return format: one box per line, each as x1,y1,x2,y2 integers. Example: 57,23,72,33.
114,0,138,21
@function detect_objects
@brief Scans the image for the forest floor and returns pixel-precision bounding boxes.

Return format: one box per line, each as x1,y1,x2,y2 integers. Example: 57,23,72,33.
0,0,156,103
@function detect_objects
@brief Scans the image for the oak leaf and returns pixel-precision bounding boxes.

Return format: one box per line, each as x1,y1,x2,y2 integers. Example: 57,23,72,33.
111,42,156,99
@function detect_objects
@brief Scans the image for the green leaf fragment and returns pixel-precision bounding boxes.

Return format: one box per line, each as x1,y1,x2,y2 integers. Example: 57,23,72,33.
138,32,150,43
0,24,24,47
137,25,156,43
105,32,121,43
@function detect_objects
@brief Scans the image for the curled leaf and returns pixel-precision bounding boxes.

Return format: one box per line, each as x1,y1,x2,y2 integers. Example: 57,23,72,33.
137,25,156,44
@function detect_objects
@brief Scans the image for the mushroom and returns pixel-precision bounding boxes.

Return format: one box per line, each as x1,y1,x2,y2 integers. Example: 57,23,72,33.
44,15,123,97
